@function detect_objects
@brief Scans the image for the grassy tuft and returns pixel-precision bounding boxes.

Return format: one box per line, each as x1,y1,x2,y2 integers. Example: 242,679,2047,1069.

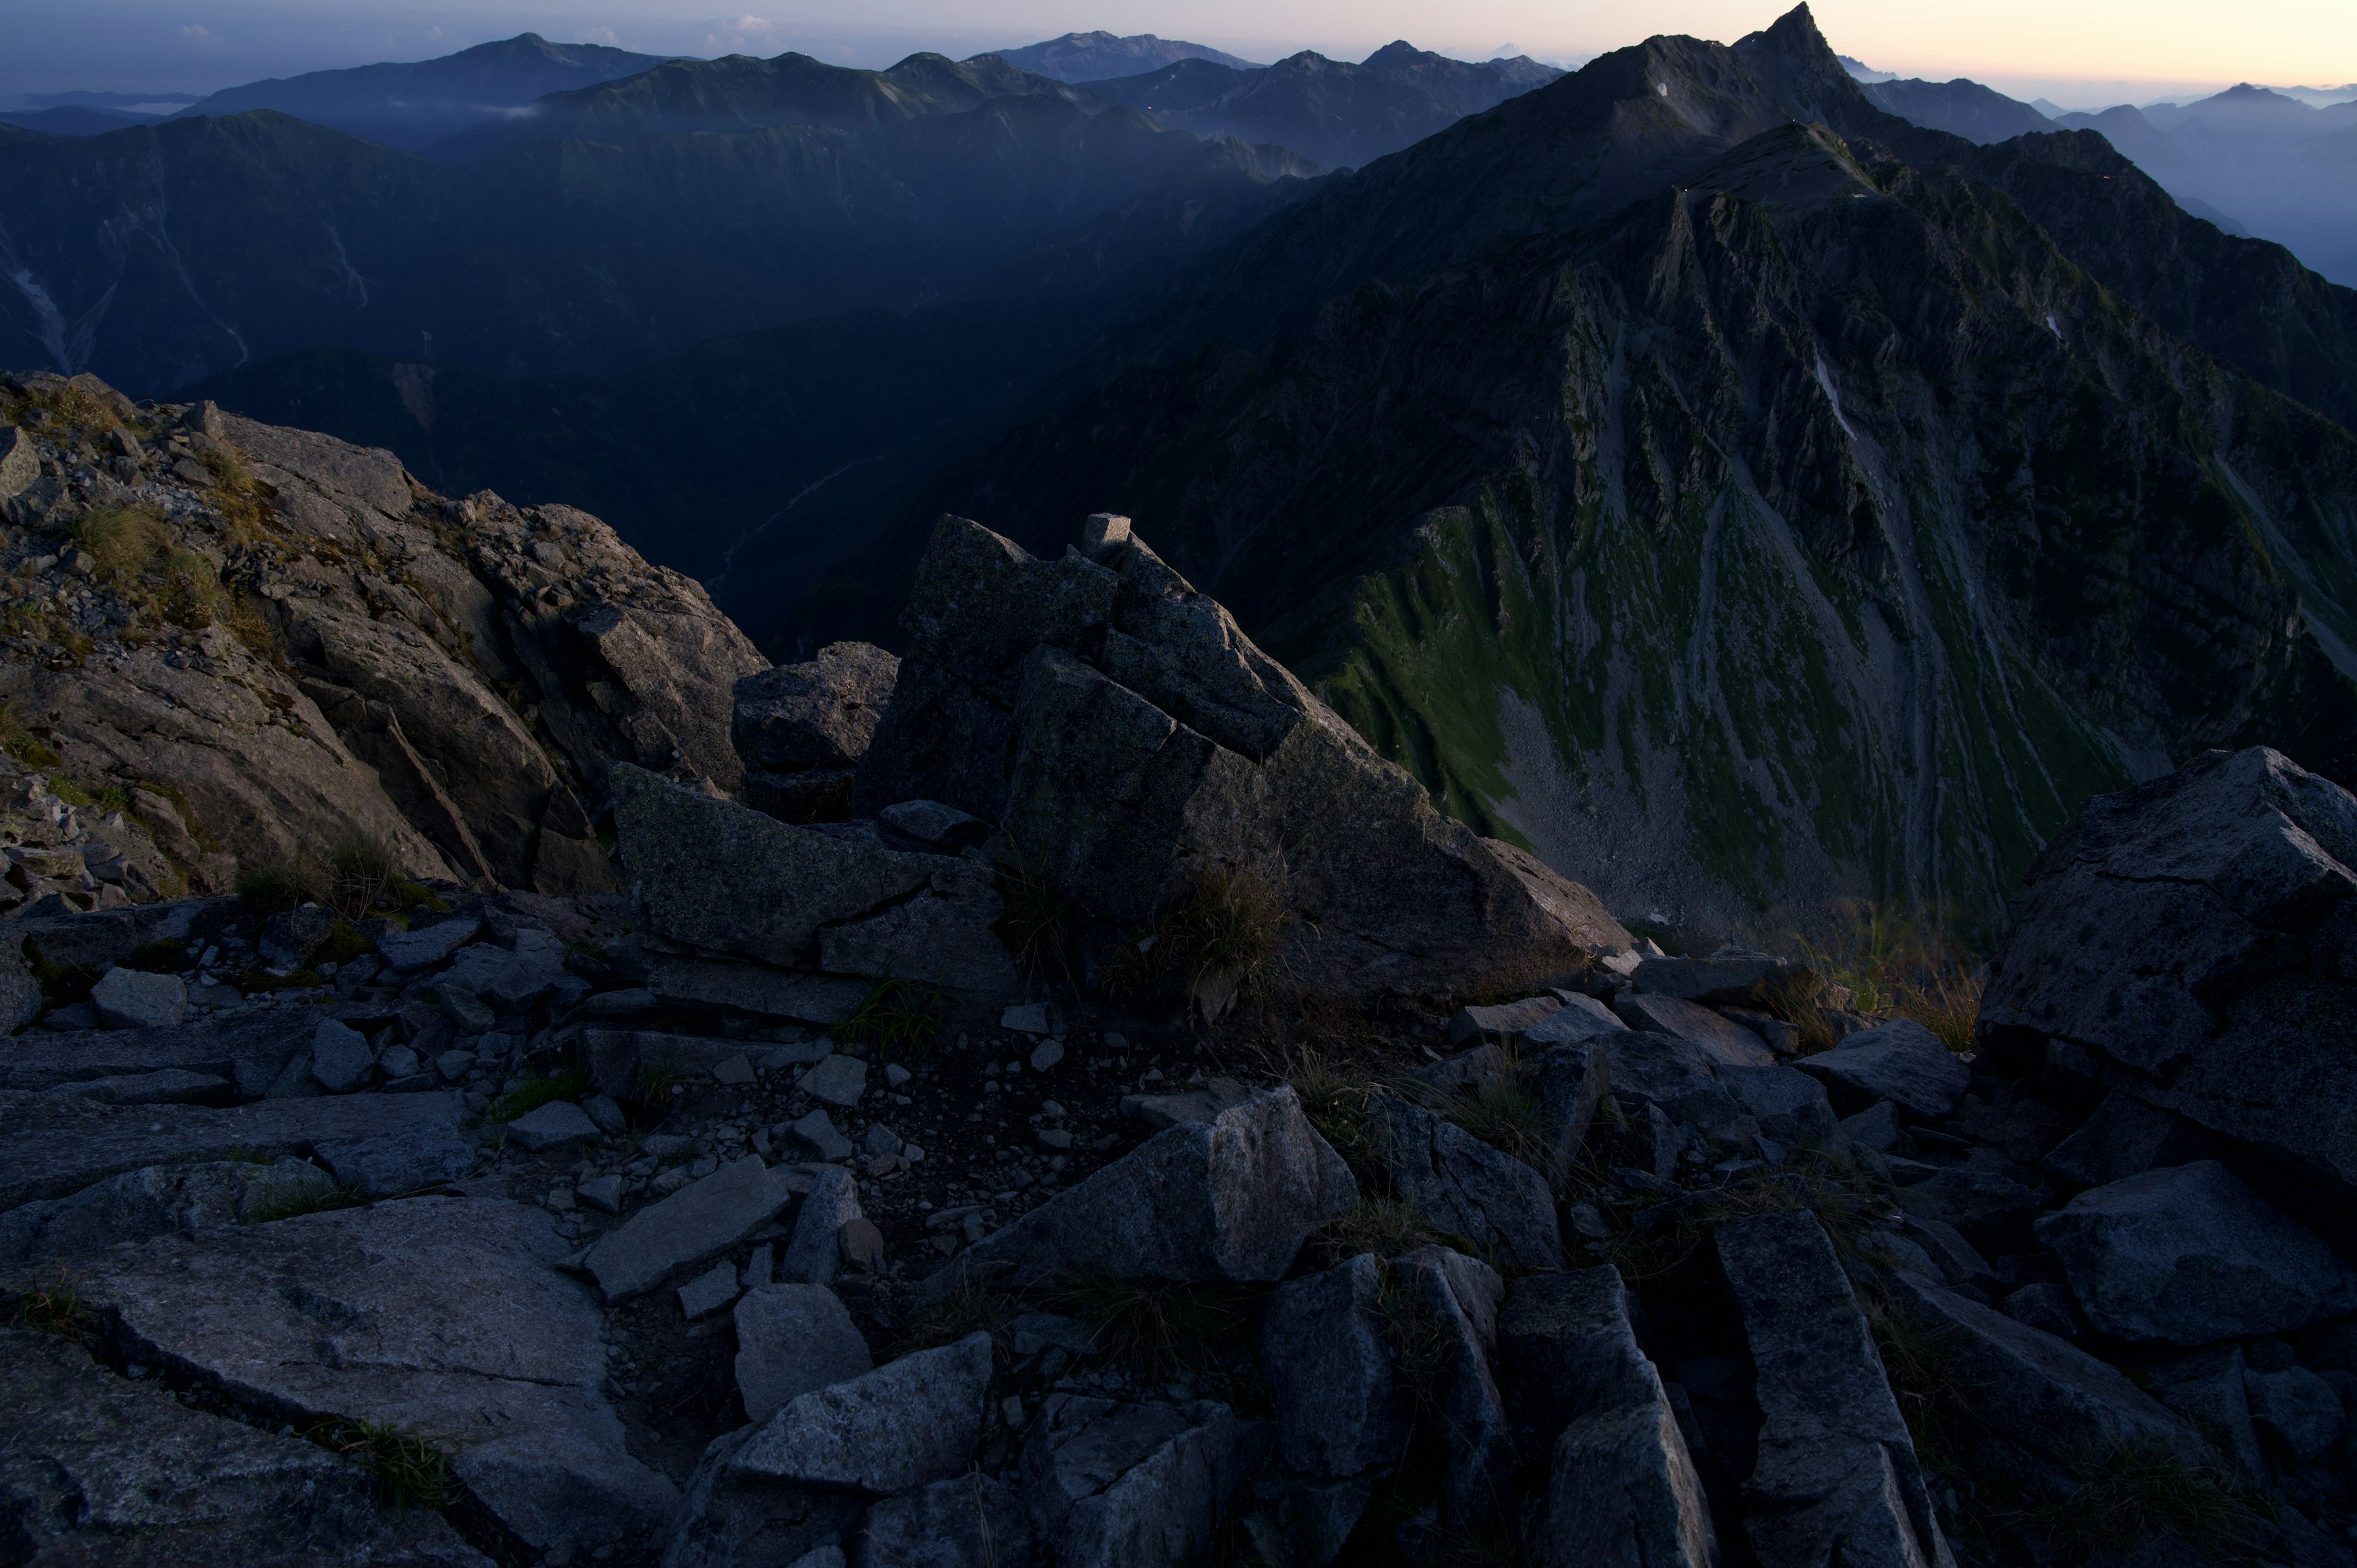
314,918,376,968
2025,1444,2263,1561
488,1067,590,1125
996,859,1076,979
1372,1260,1457,1425
72,506,173,585
12,1269,95,1342
304,1418,457,1513
1787,900,1983,1052
1317,1196,1449,1267
236,855,321,914
325,828,401,921
244,1183,370,1224
0,701,63,769
1280,1046,1388,1176
885,1286,1020,1358
1439,1051,1549,1172
1161,866,1286,1006
837,968,946,1057
1053,1275,1258,1379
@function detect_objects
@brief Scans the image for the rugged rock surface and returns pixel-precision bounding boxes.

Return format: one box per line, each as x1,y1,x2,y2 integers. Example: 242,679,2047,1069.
611,762,1017,1017
732,641,898,824
924,1086,1356,1292
83,1195,681,1552
854,513,1630,1001
0,372,764,900
0,1323,493,1566
1981,747,2357,1199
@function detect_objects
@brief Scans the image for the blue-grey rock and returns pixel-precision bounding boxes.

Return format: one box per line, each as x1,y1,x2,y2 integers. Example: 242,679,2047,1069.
1258,1254,1407,1478
1717,1208,1950,1568
2036,1161,2357,1344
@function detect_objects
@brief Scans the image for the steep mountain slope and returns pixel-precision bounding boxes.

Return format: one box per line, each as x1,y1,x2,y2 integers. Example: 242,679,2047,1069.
0,94,1318,398
168,33,674,150
1862,77,2051,142
987,31,1260,80
798,6,2357,935
1087,44,1560,170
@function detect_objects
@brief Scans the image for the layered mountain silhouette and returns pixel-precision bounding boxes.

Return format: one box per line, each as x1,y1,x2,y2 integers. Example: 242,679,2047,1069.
988,31,1260,81
764,5,2357,933
165,33,675,150
1860,77,2052,142
1080,44,1562,169
0,64,1318,395
2051,85,2357,284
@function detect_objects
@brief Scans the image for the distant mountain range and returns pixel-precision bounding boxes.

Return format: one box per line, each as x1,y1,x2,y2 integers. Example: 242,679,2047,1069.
14,10,2357,934
986,31,1260,82
1082,43,1560,169
161,33,675,150
2051,87,2357,283
740,7,2357,932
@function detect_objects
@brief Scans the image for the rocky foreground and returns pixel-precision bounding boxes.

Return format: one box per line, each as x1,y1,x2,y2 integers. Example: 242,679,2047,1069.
4,378,2357,1567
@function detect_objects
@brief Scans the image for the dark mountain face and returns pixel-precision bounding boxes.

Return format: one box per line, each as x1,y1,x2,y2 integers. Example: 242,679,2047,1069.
0,95,1317,398
794,6,2357,934
1862,77,2051,142
425,48,1091,160
1128,42,1563,170
168,33,675,151
986,31,1260,82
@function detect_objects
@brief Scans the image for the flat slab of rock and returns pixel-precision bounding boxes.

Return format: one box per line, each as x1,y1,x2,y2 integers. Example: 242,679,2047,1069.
2035,1160,2357,1343
924,1087,1355,1291
0,1323,492,1567
85,1195,678,1553
584,1153,799,1301
730,1332,994,1493
1883,1268,2207,1485
1631,950,1809,1003
1258,1253,1408,1477
1449,995,1563,1044
1716,1208,1949,1568
1,1156,335,1265
90,966,188,1029
504,1099,601,1153
1612,992,1775,1067
0,1015,301,1097
1792,1019,1969,1118
376,916,482,971
0,1088,470,1210
735,1283,873,1423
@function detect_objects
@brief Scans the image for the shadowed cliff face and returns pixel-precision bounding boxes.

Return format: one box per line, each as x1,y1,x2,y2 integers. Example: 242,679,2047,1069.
886,10,2357,936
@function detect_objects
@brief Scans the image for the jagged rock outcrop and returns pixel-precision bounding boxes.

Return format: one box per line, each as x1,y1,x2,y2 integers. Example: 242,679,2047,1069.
0,371,765,901
733,641,899,824
1980,747,2357,1202
856,512,1629,999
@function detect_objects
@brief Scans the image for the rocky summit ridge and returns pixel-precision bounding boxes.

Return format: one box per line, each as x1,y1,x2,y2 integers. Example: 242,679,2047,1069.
6,361,2357,1568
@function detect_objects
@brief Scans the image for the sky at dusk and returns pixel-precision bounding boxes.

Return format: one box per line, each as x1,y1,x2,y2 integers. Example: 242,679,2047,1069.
5,0,2352,107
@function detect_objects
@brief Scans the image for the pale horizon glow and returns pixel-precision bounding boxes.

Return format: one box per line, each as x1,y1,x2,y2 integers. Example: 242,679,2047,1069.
4,0,2352,110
